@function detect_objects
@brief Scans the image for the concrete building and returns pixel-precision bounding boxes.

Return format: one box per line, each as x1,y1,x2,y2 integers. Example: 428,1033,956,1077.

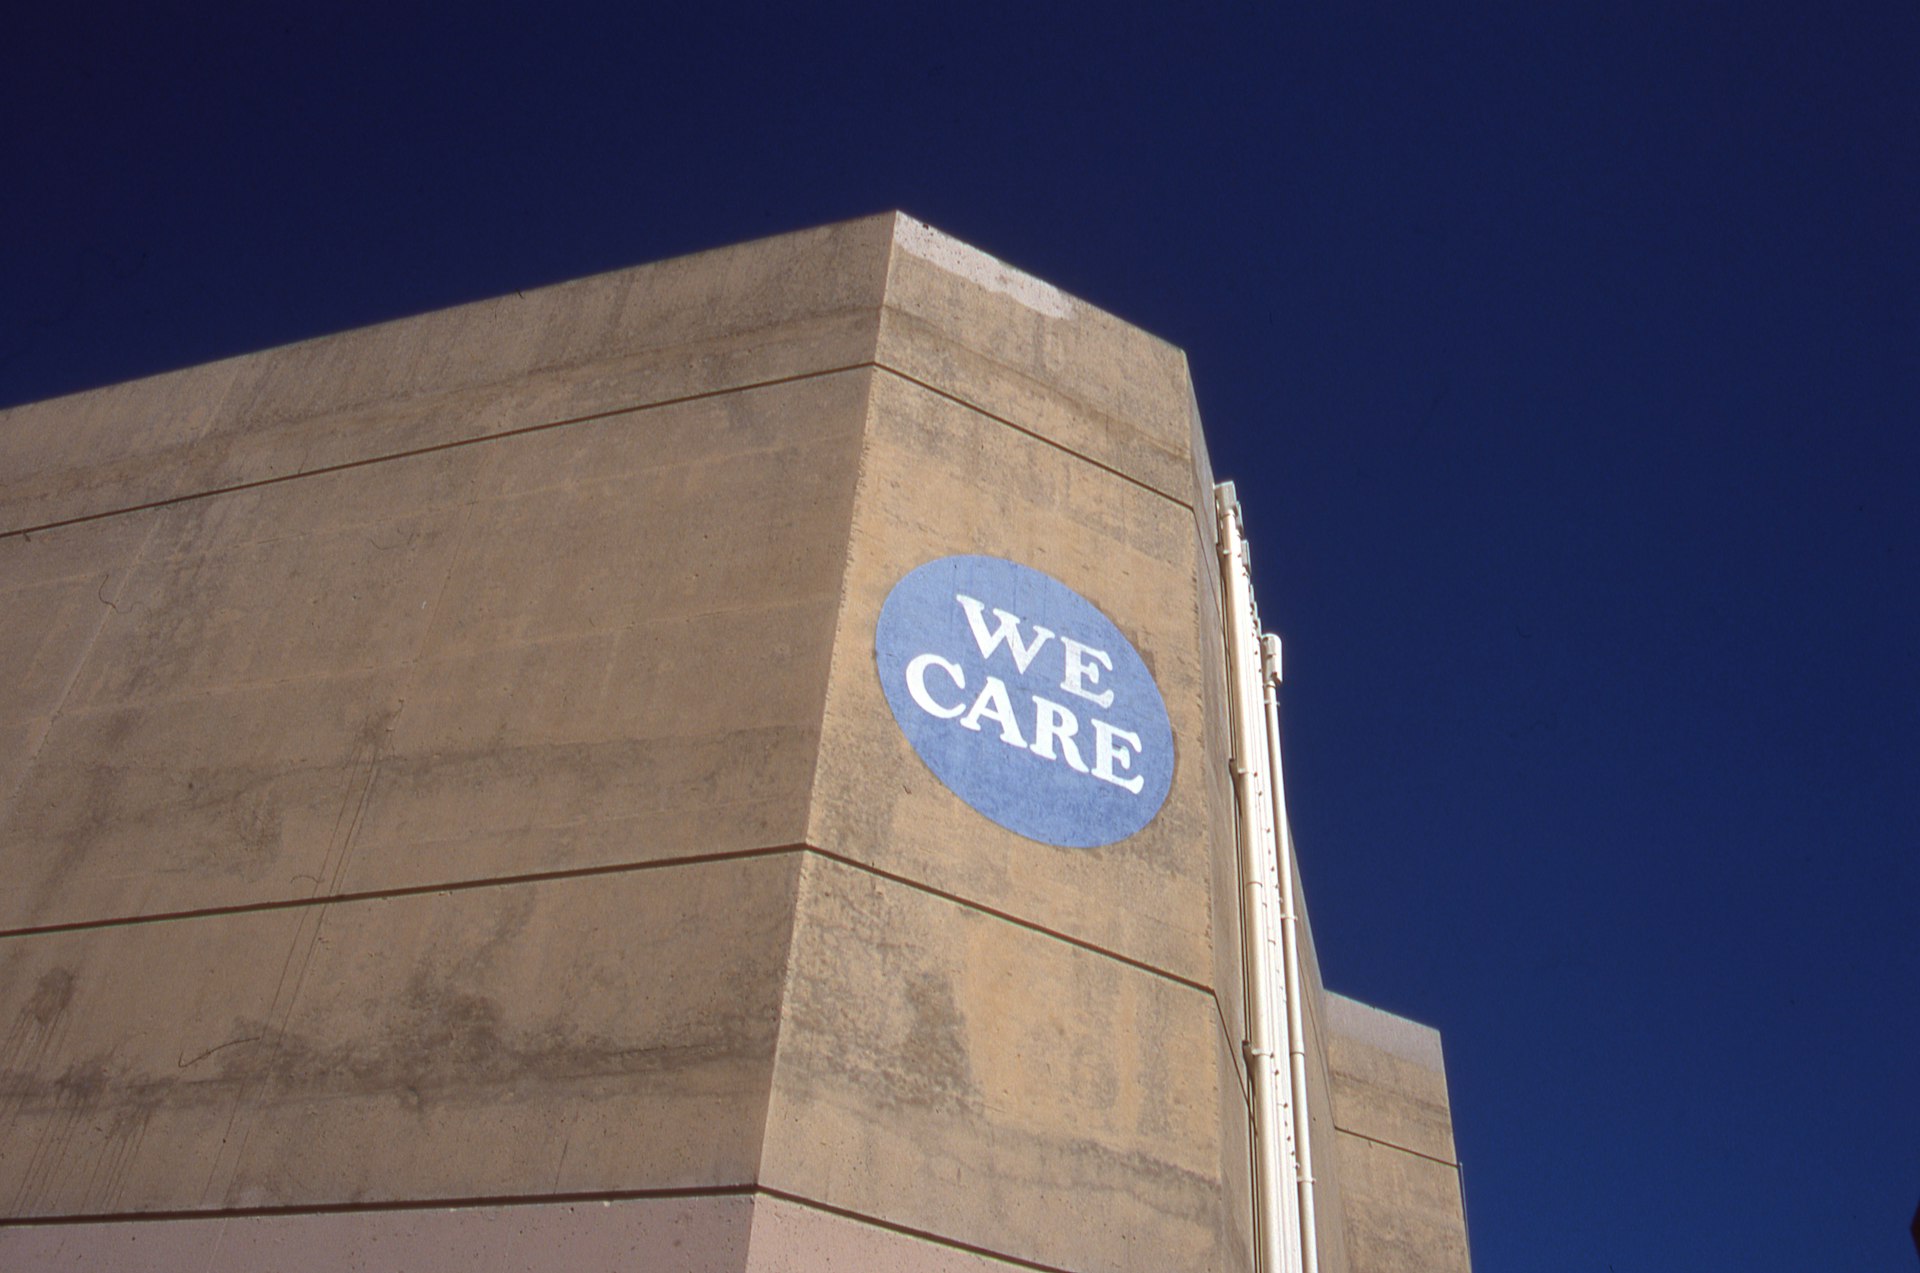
0,215,1469,1272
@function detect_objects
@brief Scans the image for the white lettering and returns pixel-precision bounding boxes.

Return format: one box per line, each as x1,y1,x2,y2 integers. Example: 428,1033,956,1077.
1090,720,1145,794
956,594,1055,673
905,652,967,719
1060,637,1115,708
959,676,1028,748
1028,695,1090,773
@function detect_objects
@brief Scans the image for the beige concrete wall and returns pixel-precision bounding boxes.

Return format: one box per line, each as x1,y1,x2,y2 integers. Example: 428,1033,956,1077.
1325,994,1471,1273
2,368,868,933
1,213,1464,1270
0,1192,1056,1272
3,219,893,1255
1293,863,1357,1273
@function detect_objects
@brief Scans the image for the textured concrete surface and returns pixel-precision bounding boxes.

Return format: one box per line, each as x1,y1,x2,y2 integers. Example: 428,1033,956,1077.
0,1197,754,1272
1,856,798,1216
762,853,1225,1271
0,1192,1063,1272
878,220,1196,502
1326,994,1470,1273
742,1193,1046,1271
809,368,1217,985
1330,1132,1472,1273
0,370,866,932
1,214,1467,1271
1327,993,1456,1165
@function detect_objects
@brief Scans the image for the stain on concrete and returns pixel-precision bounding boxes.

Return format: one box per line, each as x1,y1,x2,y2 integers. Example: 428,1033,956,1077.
0,959,778,1216
190,972,778,1103
22,968,74,1028
1,971,81,1165
897,971,978,1108
2,1048,152,1216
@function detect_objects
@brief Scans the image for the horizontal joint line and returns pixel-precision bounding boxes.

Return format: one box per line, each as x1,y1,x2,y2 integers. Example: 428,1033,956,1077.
1332,1124,1461,1169
803,847,1214,996
871,364,1194,511
0,846,807,941
1,365,876,541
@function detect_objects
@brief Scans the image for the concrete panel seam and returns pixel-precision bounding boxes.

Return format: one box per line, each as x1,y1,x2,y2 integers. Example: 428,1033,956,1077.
4,836,1217,1007
0,844,811,941
1332,1125,1461,1170
0,1184,761,1229
800,368,877,854
765,359,869,1183
1214,993,1254,1116
869,364,1196,512
753,1185,1081,1273
0,365,878,541
805,846,1213,996
0,1184,1072,1271
757,853,819,1188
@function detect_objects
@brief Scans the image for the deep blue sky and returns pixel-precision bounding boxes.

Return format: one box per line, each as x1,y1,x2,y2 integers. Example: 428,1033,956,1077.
4,4,1915,1268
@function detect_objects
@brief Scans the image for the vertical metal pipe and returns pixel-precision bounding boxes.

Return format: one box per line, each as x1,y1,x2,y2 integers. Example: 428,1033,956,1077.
1263,634,1320,1273
1216,484,1301,1273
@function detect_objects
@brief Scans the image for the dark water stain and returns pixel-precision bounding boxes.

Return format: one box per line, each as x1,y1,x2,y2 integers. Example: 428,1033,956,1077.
206,963,776,1109
3,1048,142,1216
788,959,980,1114
2,968,80,1119
3,959,774,1126
24,969,75,1028
899,971,977,1106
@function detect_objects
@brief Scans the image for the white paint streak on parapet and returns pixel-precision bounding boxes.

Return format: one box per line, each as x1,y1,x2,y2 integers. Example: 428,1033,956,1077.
894,216,1075,319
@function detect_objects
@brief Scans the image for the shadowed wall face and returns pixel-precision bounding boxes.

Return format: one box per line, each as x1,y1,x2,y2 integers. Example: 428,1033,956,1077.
2,219,896,1253
0,215,1467,1272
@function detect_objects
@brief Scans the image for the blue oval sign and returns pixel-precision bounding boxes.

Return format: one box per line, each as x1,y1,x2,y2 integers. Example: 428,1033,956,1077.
874,555,1173,848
